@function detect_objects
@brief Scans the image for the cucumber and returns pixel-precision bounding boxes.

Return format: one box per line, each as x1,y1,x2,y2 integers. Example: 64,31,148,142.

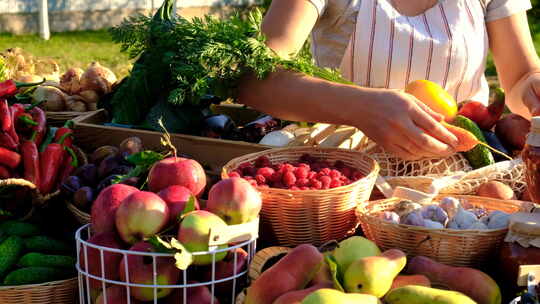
0,236,24,278
23,236,71,254
482,130,510,162
453,115,495,169
18,253,75,269
3,267,74,285
0,221,40,237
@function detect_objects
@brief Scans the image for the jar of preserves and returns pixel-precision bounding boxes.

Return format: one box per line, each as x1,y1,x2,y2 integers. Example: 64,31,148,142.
499,212,540,294
523,117,540,204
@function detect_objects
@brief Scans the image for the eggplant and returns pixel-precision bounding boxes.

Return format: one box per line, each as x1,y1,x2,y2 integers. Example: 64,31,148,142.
73,187,94,211
74,164,98,186
482,130,510,162
238,115,281,143
200,114,236,139
60,176,82,195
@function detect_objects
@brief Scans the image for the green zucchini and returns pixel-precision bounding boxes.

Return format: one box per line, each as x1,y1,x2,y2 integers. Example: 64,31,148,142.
452,115,495,169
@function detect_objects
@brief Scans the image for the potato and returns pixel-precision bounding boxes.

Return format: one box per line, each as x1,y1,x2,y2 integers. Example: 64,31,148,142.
476,181,516,200
495,114,530,151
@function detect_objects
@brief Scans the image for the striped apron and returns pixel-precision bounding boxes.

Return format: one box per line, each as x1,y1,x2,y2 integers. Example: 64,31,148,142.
339,0,490,104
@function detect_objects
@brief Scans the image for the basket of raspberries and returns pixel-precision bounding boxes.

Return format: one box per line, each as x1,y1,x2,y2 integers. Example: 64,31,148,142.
221,146,380,247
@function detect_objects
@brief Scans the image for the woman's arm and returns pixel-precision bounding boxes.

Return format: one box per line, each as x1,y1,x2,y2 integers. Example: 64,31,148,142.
238,0,458,160
488,12,540,118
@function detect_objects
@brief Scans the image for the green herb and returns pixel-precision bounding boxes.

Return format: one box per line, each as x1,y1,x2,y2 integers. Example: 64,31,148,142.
106,0,350,131
148,235,193,270
111,150,164,184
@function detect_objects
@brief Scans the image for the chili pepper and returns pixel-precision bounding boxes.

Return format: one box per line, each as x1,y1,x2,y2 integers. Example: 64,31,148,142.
0,79,45,98
0,147,21,169
54,120,74,148
29,107,46,147
7,105,21,146
0,132,17,150
0,100,11,132
58,146,78,183
39,127,57,152
21,132,40,186
0,165,10,179
38,132,71,194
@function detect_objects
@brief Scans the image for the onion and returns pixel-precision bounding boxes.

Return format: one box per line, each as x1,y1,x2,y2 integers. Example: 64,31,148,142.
60,67,84,94
80,62,117,96
65,95,88,112
79,90,100,104
32,86,67,111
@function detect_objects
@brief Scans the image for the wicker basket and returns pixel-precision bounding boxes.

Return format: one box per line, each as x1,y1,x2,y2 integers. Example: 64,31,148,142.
66,202,90,224
222,147,379,247
356,195,524,267
0,277,78,304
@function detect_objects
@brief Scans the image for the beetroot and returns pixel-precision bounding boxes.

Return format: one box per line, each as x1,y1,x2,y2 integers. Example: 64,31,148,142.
90,184,138,234
147,157,206,196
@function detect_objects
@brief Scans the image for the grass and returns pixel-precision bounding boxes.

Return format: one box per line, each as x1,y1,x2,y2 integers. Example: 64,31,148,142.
0,30,132,78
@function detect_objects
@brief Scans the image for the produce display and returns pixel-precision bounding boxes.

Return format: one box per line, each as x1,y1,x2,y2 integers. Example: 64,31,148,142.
0,220,75,285
245,236,501,304
230,154,365,190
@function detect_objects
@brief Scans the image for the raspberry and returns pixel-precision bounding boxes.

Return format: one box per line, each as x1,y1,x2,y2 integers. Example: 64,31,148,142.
319,168,331,176
255,156,271,168
290,186,300,190
311,180,323,189
283,163,295,172
242,166,257,177
298,162,310,169
329,169,341,179
257,167,275,179
270,171,283,183
294,167,309,179
352,171,364,181
330,178,342,188
255,174,266,185
340,167,352,178
274,163,285,171
319,176,332,188
334,160,345,168
308,171,317,179
228,171,241,178
239,162,252,169
296,178,310,187
248,180,258,187
298,186,309,190
283,171,297,187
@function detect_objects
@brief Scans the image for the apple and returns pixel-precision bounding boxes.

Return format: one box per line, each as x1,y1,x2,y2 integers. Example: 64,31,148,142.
79,232,124,290
206,178,262,225
158,185,200,224
201,248,248,297
119,241,180,301
115,191,169,244
164,281,220,304
148,157,206,197
178,210,228,265
91,184,138,234
96,285,142,304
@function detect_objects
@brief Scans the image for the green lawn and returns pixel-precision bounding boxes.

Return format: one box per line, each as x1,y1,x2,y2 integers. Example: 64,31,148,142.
0,30,132,78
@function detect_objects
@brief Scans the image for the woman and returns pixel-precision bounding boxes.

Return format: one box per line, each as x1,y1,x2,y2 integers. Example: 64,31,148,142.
237,0,540,160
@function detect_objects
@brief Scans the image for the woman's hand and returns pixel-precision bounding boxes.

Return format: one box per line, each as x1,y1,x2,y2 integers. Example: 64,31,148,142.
508,72,540,118
355,89,458,160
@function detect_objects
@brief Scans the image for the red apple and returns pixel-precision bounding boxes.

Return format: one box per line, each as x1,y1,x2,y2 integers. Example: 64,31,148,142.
115,191,169,244
148,157,206,196
119,242,180,301
91,184,138,234
164,281,220,304
79,232,124,290
158,185,200,224
201,248,248,297
96,285,142,304
206,178,262,225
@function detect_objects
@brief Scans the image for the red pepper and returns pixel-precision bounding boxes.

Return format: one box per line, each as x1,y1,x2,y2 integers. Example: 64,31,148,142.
0,132,17,150
0,79,45,98
38,132,70,194
0,99,11,132
21,132,40,186
54,120,74,148
58,146,78,183
7,105,21,146
0,165,10,179
0,147,21,169
29,107,46,147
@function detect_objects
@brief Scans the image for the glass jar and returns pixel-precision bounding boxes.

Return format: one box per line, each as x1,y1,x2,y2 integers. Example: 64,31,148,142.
523,117,540,204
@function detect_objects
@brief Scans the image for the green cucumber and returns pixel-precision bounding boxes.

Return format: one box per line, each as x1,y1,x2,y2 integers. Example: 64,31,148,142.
0,236,24,278
0,221,40,237
3,267,73,285
23,236,71,254
18,253,75,269
452,115,495,169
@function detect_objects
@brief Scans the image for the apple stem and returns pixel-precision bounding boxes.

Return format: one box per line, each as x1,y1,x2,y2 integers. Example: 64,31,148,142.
157,118,178,158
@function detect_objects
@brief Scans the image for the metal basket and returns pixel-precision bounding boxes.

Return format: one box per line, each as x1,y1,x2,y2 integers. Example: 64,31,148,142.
75,223,257,304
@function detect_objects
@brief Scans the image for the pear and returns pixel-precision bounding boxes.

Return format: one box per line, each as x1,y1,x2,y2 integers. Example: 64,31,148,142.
332,236,380,277
343,249,406,298
301,288,379,304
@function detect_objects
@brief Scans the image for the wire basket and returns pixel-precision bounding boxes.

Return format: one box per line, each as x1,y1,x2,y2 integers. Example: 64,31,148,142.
356,195,525,267
76,223,257,304
222,147,379,247
0,277,78,304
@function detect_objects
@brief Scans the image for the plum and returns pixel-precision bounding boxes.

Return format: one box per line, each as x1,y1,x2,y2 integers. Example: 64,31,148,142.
60,175,82,195
74,164,98,186
73,186,94,211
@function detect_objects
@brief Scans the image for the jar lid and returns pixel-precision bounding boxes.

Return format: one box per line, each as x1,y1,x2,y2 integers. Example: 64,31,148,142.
505,213,540,248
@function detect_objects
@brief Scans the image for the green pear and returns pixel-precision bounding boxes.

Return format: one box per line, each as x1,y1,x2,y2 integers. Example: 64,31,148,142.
332,236,380,277
343,249,406,298
301,288,380,304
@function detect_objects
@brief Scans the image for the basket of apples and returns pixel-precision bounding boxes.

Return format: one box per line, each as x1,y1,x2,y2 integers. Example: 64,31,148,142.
221,146,379,247
76,148,262,304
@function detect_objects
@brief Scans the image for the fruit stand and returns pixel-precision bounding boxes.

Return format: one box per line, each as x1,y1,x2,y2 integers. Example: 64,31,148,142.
1,0,540,304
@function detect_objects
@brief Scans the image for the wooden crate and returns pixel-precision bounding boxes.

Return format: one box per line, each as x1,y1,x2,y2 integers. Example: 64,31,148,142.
72,109,270,171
